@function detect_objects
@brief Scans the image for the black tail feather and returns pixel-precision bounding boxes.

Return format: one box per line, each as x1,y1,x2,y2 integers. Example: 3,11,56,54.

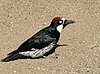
1,53,24,62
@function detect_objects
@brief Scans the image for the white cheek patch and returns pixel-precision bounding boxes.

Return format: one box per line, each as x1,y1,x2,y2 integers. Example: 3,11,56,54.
57,18,66,33
57,25,63,33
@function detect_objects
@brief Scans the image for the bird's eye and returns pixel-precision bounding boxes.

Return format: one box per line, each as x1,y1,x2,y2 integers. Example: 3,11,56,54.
58,20,63,24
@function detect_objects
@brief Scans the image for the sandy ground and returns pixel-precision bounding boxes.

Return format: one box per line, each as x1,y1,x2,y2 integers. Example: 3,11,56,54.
0,0,100,74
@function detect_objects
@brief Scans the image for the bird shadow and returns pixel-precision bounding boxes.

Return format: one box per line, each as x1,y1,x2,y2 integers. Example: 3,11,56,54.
43,44,68,57
1,44,68,62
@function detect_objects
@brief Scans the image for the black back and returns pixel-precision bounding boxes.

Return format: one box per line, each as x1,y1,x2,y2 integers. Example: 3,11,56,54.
8,26,60,55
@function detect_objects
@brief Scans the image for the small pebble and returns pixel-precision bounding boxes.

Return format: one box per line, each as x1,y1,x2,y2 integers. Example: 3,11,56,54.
98,66,100,68
13,70,17,73
37,67,40,70
42,69,45,71
27,59,30,61
86,68,90,72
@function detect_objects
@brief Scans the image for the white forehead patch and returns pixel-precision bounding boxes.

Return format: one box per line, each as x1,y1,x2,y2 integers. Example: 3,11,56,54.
61,18,66,21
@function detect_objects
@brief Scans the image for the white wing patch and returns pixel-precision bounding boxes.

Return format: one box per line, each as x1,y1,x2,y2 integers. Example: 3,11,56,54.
19,43,55,58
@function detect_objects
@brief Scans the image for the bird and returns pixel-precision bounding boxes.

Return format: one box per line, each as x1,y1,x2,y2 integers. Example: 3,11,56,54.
1,17,75,62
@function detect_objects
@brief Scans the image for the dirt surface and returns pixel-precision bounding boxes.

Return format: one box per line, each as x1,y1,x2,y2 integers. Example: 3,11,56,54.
0,0,100,74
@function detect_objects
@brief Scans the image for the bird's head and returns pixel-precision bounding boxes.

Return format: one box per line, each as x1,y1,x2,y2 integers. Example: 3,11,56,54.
49,17,75,33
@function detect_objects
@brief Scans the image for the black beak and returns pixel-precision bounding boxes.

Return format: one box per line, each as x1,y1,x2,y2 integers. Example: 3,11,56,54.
63,20,75,28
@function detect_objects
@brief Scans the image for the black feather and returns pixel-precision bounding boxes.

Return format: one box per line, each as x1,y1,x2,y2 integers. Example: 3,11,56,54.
2,25,60,62
8,39,31,55
1,53,25,62
8,27,60,55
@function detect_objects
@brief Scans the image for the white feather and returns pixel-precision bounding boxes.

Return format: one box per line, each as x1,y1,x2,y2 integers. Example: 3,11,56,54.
19,42,55,58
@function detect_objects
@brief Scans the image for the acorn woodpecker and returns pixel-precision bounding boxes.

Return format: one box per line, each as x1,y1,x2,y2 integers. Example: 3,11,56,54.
1,17,75,62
